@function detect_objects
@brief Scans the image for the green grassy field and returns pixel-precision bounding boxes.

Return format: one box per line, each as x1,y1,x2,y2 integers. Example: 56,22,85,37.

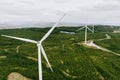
0,26,120,80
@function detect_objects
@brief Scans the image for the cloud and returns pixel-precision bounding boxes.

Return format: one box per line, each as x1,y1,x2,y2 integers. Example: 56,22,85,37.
0,0,120,25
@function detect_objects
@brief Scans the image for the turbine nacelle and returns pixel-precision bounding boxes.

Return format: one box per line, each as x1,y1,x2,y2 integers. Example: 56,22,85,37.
37,42,41,47
37,41,42,46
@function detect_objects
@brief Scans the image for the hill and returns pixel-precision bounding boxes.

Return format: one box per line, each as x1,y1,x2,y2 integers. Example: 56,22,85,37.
0,26,120,80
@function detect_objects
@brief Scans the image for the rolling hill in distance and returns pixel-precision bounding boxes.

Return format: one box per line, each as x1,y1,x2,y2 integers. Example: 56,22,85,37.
0,22,119,29
0,26,120,80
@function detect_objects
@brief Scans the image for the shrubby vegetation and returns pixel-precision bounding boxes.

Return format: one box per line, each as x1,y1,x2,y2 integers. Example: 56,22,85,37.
0,26,120,80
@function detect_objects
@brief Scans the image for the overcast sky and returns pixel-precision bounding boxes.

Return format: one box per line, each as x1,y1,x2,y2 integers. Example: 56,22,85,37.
0,0,120,25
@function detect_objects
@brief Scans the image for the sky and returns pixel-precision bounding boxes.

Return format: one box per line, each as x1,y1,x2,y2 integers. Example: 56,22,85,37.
0,0,120,25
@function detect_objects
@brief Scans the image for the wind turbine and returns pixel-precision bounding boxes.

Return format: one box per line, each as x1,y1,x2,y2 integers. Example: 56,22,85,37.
92,25,95,33
76,25,93,44
1,14,66,80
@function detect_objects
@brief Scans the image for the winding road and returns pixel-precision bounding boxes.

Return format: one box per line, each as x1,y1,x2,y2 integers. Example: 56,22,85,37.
82,34,120,56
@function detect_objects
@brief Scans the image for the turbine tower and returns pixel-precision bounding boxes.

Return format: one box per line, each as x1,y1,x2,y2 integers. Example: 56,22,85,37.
1,14,65,80
76,25,93,44
92,25,95,33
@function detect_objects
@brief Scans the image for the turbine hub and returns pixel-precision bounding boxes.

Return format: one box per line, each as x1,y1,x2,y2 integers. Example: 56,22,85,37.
37,42,41,46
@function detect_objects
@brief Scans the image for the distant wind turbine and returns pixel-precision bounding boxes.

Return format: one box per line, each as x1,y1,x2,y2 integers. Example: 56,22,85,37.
92,25,95,33
76,25,93,44
1,14,66,80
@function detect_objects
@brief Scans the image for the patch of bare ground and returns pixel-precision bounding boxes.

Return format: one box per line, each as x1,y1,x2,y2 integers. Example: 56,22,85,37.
8,72,32,80
16,45,20,53
61,69,80,79
0,56,6,59
60,60,64,64
70,38,75,40
13,67,27,70
4,49,8,52
26,56,52,68
47,46,58,50
26,56,38,61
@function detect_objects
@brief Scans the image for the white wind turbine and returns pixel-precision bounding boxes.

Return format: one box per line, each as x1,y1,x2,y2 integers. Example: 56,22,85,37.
92,25,95,33
76,25,93,44
1,14,65,80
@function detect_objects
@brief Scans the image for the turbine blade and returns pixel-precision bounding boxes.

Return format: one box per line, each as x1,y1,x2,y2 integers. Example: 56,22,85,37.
40,14,66,42
40,44,53,72
1,35,37,44
87,27,93,32
76,27,85,31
